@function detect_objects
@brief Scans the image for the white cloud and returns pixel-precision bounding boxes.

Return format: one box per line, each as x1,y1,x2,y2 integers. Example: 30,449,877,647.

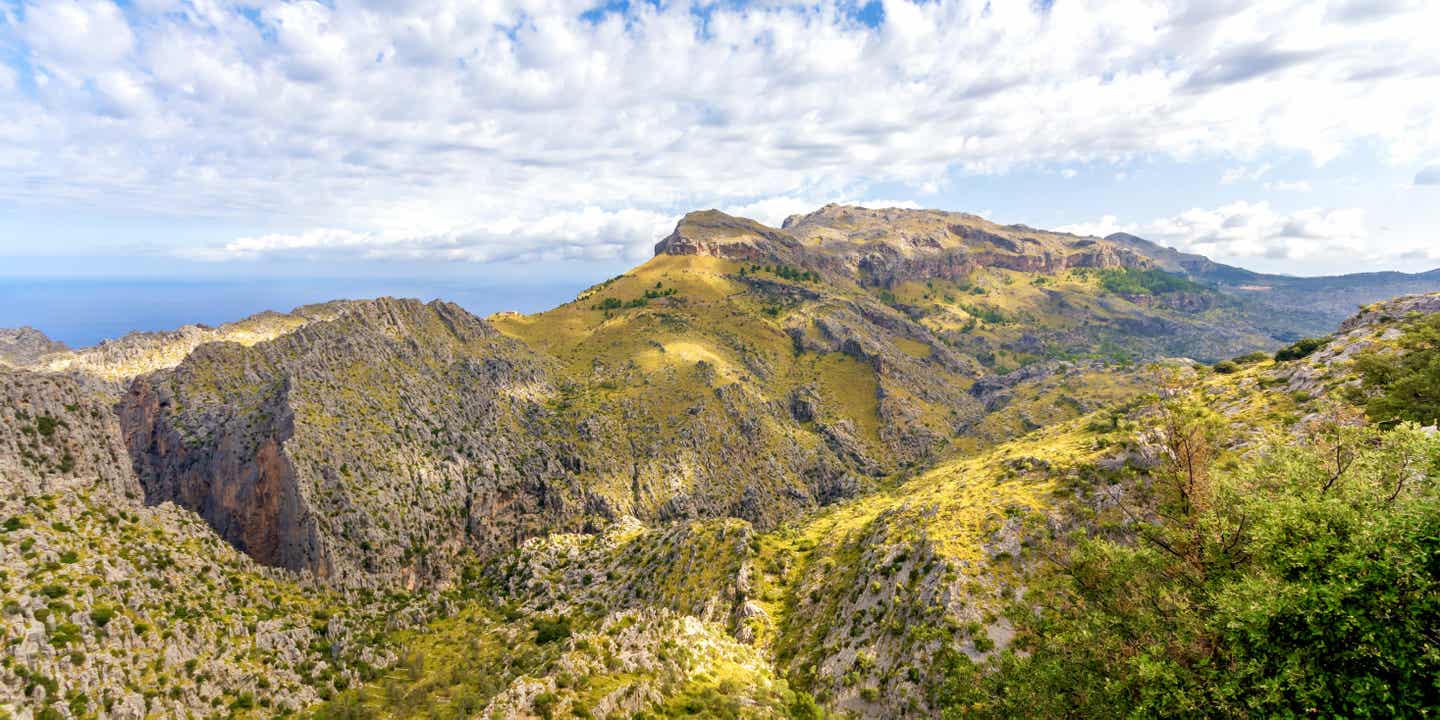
1265,180,1313,192
1221,164,1273,185
1417,165,1440,186
21,0,134,75
183,208,676,264
1061,201,1374,262
723,197,823,228
0,0,1437,265
722,196,922,227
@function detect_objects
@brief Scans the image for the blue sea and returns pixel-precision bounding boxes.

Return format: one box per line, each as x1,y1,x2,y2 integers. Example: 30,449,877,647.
0,276,592,348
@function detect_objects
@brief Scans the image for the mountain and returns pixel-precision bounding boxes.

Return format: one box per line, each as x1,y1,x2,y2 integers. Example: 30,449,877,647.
1104,230,1440,339
1,302,354,390
3,205,1439,719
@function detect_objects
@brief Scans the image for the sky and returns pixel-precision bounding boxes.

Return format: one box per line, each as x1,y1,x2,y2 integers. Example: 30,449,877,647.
1,0,1439,283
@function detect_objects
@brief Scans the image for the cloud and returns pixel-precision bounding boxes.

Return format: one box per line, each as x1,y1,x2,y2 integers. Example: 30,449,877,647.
1416,165,1440,185
723,196,922,227
21,0,135,75
1221,164,1273,185
183,208,677,264
1265,180,1312,192
1061,201,1372,262
0,0,1436,265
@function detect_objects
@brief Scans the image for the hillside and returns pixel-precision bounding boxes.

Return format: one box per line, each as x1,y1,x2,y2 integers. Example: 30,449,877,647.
307,289,1440,719
1105,230,1440,339
3,205,1440,719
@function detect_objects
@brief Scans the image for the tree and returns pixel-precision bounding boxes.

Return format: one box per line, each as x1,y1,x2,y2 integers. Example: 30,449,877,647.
1354,312,1440,426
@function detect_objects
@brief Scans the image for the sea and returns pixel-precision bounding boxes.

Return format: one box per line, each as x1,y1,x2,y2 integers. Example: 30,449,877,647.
0,276,591,348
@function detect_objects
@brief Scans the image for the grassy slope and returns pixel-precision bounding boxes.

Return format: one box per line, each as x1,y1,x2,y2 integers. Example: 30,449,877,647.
302,288,1420,719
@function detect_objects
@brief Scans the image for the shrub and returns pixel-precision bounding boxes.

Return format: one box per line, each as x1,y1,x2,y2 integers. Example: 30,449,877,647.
533,691,558,720
89,606,116,627
35,415,63,438
533,616,571,644
49,623,82,647
1354,312,1440,425
229,692,256,710
1098,267,1203,296
1274,336,1328,361
1212,360,1239,374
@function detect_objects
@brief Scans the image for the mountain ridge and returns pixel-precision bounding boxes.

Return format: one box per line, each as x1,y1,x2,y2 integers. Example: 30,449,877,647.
5,204,1440,718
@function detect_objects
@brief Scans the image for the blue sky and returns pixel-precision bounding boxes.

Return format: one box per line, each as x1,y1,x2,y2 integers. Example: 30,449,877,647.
1,0,1439,282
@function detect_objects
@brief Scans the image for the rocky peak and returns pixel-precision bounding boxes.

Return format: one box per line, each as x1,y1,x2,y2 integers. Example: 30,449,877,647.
1339,292,1440,333
653,209,797,261
0,326,68,366
4,301,355,390
776,204,1153,287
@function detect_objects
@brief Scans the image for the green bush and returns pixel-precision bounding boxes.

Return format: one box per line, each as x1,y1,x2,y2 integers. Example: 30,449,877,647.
89,606,116,627
1098,267,1204,296
1211,360,1239,374
1274,336,1328,361
937,418,1440,719
1354,312,1440,426
533,616,571,644
35,415,63,438
49,622,82,647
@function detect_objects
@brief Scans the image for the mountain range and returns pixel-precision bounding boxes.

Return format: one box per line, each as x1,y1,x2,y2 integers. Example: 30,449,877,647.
3,205,1439,719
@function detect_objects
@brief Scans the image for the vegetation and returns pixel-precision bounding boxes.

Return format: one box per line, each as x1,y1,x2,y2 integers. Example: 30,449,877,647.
741,263,821,283
1274,335,1328,361
1098,267,1204,296
938,392,1440,718
1354,312,1440,425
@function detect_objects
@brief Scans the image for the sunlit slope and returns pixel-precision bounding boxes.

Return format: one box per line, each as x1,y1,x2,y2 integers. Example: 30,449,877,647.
493,252,981,503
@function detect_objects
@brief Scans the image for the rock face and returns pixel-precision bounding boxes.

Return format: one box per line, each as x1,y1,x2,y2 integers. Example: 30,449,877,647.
118,298,576,587
779,204,1152,287
120,369,328,575
658,205,1154,289
653,209,800,261
0,327,68,367
0,365,409,719
0,366,136,498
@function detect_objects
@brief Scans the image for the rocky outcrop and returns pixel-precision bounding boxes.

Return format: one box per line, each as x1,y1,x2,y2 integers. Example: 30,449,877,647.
780,204,1152,288
0,327,67,367
1339,292,1440,333
653,209,798,261
1,365,412,719
116,298,578,587
6,302,351,390
120,369,329,576
0,366,136,498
